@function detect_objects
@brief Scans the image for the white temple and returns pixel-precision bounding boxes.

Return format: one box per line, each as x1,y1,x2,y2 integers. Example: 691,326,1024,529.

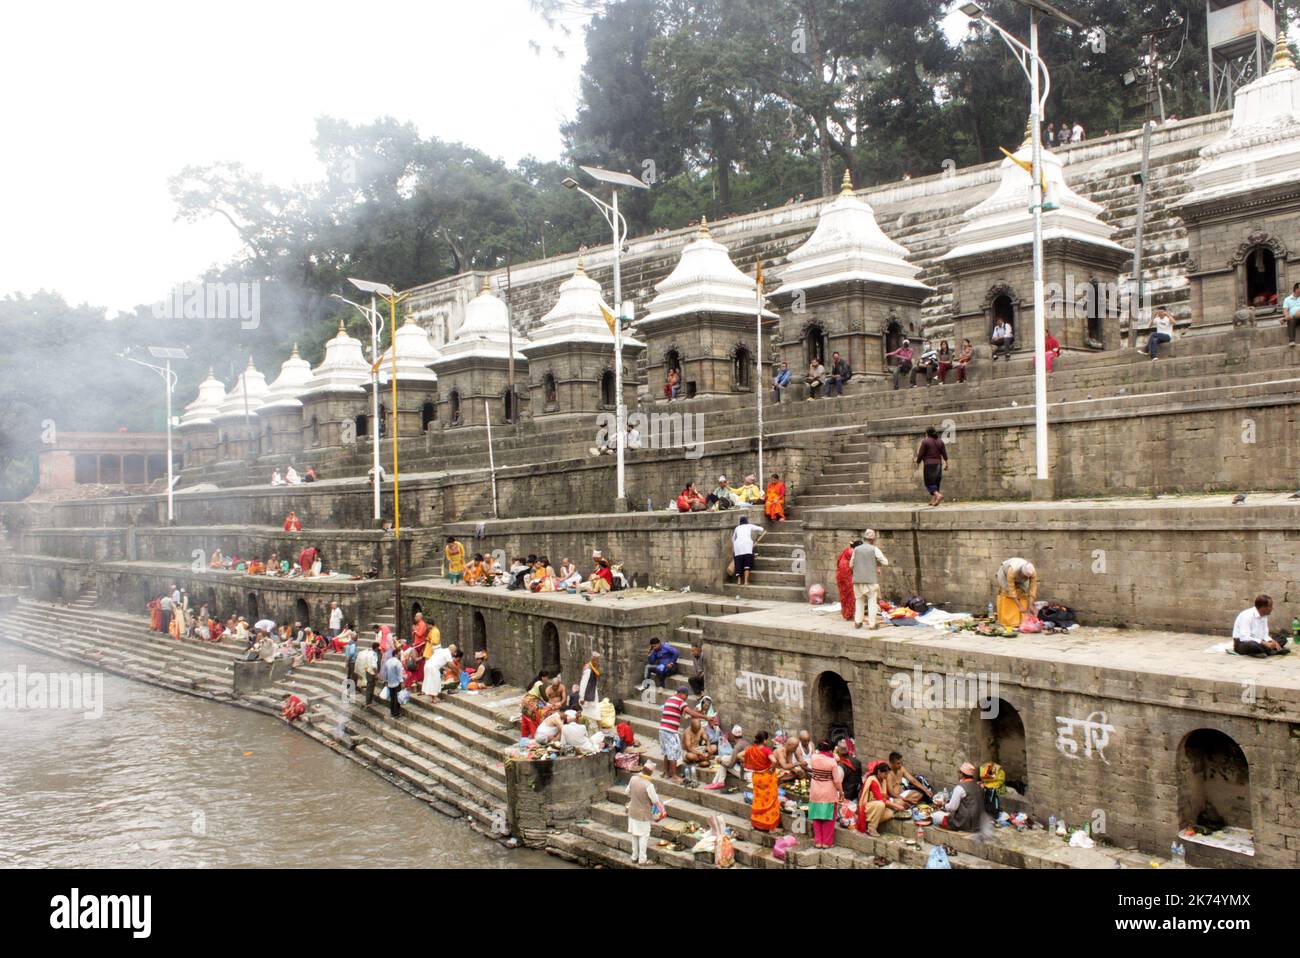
178,368,226,429
1183,34,1300,207
939,131,1126,263
640,219,777,324
301,321,371,396
522,259,644,350
256,344,315,415
378,317,441,384
432,280,528,364
212,357,270,422
775,172,930,294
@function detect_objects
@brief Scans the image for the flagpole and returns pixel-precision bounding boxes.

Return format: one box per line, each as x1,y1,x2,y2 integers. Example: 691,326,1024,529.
485,400,499,519
755,256,765,489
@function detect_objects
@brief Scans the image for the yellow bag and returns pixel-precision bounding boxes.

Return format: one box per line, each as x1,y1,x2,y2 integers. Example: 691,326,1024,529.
599,698,616,729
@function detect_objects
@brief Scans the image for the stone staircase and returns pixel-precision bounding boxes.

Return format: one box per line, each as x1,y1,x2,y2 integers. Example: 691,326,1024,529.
0,599,516,841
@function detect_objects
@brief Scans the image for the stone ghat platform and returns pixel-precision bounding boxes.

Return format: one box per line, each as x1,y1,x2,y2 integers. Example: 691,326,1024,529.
0,596,1183,871
803,493,1300,634
8,524,438,580
403,578,1298,867
0,556,398,630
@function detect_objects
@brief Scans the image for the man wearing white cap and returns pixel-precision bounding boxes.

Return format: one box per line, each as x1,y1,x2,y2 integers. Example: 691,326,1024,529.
851,530,889,630
626,761,662,865
560,710,598,754
711,723,747,786
996,557,1038,629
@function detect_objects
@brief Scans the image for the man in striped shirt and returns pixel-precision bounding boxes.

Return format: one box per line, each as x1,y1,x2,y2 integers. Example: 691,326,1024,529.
659,685,707,783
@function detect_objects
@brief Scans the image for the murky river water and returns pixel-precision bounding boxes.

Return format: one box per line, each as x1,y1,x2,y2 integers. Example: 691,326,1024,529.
0,644,568,868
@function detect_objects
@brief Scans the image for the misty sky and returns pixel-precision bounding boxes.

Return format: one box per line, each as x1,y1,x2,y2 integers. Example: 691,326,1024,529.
3,0,970,315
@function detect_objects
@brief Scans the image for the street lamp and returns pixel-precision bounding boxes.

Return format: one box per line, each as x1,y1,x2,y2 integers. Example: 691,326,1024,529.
349,277,409,642
121,345,187,523
331,289,386,522
563,165,649,511
961,0,1082,495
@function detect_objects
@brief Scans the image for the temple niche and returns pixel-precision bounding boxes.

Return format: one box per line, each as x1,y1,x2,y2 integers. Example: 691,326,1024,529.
637,218,777,400
520,258,643,419
211,358,270,461
369,316,440,437
176,369,226,468
939,128,1129,354
429,280,529,429
299,321,371,449
1179,35,1300,331
256,344,314,456
771,172,930,383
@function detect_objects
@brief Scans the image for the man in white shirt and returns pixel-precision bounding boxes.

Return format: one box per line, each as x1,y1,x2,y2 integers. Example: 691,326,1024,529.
731,516,764,586
851,530,890,629
327,601,344,638
424,642,456,698
1282,282,1300,347
355,641,380,704
1232,595,1288,656
1146,307,1175,361
626,424,642,449
991,320,1015,360
1071,121,1084,143
560,711,598,754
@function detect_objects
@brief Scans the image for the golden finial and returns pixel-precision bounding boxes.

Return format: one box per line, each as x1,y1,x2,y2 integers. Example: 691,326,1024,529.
246,354,255,368
697,215,711,238
480,276,491,294
207,366,214,378
290,343,300,358
576,253,585,273
337,319,346,335
1270,31,1295,73
840,169,854,195
1022,117,1035,149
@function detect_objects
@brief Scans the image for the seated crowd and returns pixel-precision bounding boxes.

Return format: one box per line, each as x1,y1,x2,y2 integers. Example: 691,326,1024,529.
444,537,632,595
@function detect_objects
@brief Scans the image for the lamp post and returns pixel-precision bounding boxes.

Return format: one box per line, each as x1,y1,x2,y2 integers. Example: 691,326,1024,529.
331,290,386,521
121,346,187,523
960,0,1082,494
348,277,408,642
563,165,650,511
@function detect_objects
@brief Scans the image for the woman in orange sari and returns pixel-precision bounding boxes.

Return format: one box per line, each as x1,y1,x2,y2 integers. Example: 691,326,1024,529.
743,730,782,832
764,473,786,522
147,598,163,632
835,539,860,621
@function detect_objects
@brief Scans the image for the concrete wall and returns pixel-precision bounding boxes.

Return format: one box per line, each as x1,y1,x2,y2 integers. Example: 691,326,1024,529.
701,615,1300,866
506,752,615,848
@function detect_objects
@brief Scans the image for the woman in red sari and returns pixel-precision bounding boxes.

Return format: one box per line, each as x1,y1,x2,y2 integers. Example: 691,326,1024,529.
835,539,860,621
743,730,782,833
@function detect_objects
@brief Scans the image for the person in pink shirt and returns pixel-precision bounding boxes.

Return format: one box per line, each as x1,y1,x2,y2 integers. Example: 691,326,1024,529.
808,740,845,848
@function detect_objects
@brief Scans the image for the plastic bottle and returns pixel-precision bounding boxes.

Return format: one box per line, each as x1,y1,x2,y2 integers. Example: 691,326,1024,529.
647,497,654,512
916,824,925,846
1292,617,1299,643
1171,840,1185,864
1047,815,1056,834
987,601,995,618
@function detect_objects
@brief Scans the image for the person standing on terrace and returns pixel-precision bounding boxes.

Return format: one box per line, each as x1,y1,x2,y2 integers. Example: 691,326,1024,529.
444,536,466,585
915,426,949,507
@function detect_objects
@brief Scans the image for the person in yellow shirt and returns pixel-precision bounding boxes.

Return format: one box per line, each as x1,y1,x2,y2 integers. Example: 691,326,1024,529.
732,474,763,505
444,537,466,585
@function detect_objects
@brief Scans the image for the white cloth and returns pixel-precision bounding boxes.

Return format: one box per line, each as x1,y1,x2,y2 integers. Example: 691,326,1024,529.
535,718,562,743
561,722,596,754
423,647,453,694
1232,607,1270,645
732,524,757,556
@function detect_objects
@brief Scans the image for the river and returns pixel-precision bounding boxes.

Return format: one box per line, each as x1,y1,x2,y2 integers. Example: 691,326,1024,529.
0,644,568,869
